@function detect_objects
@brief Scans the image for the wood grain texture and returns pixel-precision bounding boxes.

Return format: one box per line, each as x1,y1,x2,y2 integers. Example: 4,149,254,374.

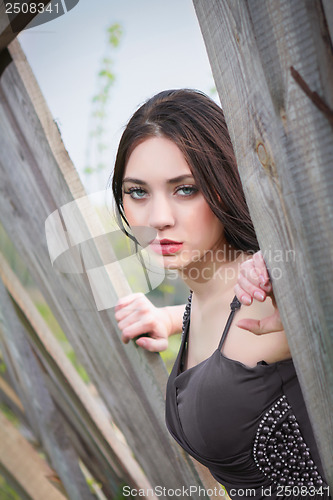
0,412,67,500
0,251,156,498
0,41,215,496
0,372,24,411
0,280,94,500
194,0,333,486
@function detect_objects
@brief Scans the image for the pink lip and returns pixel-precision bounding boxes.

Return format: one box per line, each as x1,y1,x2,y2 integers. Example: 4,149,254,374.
149,239,183,255
159,239,182,244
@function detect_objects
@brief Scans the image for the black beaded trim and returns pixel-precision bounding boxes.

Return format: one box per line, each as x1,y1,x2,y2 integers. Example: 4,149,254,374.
181,291,192,341
253,395,324,487
230,295,241,311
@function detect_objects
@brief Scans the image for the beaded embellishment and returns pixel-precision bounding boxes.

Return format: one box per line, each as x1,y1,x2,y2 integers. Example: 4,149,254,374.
181,291,193,341
253,395,324,487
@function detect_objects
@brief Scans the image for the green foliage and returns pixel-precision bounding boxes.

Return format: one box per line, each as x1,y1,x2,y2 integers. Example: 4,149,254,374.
0,223,33,288
0,475,21,500
108,23,122,47
0,404,20,427
160,333,181,373
86,476,103,494
84,473,131,499
36,302,90,384
114,483,134,500
157,283,176,296
0,358,6,374
210,85,217,95
66,350,90,383
84,23,123,179
83,166,94,175
145,279,185,372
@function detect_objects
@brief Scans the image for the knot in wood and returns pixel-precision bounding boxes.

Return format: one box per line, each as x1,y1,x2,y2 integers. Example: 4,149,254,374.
256,142,268,167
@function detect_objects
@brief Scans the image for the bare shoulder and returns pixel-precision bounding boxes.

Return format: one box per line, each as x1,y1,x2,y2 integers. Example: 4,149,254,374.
223,298,291,366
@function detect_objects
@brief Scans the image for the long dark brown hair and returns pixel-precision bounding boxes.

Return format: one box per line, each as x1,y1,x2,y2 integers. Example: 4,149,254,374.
111,89,259,252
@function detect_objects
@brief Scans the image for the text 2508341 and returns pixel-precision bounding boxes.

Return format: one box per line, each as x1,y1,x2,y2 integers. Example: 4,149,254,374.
5,2,60,15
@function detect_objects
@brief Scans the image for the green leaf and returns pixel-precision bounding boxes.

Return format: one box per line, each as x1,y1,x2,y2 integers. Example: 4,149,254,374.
83,166,94,175
107,23,123,47
98,70,115,81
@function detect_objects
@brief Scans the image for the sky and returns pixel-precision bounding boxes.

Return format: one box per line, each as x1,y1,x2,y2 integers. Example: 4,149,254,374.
18,0,217,194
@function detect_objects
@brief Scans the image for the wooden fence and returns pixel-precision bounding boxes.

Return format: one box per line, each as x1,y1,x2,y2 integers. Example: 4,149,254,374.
1,0,332,498
0,7,219,499
194,0,333,487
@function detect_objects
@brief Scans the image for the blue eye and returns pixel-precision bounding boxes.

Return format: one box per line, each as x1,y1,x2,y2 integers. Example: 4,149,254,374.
176,185,198,196
123,187,148,199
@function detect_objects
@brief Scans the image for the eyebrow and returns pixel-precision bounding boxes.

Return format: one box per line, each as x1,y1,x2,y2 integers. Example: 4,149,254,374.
122,174,195,185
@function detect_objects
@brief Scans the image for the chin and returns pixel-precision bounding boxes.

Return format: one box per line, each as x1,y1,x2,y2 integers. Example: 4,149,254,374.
158,256,183,270
163,259,182,270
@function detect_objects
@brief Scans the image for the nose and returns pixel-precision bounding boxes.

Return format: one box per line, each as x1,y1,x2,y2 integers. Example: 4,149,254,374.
148,194,175,230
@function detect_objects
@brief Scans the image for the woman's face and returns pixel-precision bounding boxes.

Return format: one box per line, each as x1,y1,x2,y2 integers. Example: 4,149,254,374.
122,136,226,271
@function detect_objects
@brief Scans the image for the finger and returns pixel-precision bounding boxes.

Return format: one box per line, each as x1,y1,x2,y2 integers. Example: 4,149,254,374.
234,283,252,305
237,273,267,302
236,318,263,335
259,280,272,292
252,251,271,286
239,259,260,285
115,293,145,311
236,314,283,335
115,294,151,322
116,305,147,325
253,250,268,272
119,309,157,336
136,337,168,352
238,260,271,294
120,318,154,343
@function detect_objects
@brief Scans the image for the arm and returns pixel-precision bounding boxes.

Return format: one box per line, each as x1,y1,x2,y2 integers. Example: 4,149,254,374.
163,304,186,336
114,292,185,352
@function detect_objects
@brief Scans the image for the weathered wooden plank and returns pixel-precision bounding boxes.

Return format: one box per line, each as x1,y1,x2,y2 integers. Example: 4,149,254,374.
0,250,156,498
0,0,51,51
0,373,24,412
0,41,216,496
193,0,333,485
322,0,333,46
8,38,168,389
0,281,95,500
0,411,67,500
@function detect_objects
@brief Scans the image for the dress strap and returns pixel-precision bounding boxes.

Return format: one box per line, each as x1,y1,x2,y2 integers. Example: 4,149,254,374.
217,295,241,351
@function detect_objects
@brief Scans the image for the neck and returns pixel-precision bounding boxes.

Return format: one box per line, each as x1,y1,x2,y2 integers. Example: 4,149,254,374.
179,248,250,305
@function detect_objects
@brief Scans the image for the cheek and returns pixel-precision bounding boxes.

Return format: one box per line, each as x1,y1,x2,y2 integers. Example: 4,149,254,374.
195,200,220,227
122,199,137,225
196,203,225,243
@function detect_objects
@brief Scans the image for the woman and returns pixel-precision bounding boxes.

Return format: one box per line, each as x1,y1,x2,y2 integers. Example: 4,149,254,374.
112,89,330,499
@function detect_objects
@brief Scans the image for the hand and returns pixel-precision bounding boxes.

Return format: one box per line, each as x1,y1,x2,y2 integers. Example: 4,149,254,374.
114,293,171,352
234,251,284,335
